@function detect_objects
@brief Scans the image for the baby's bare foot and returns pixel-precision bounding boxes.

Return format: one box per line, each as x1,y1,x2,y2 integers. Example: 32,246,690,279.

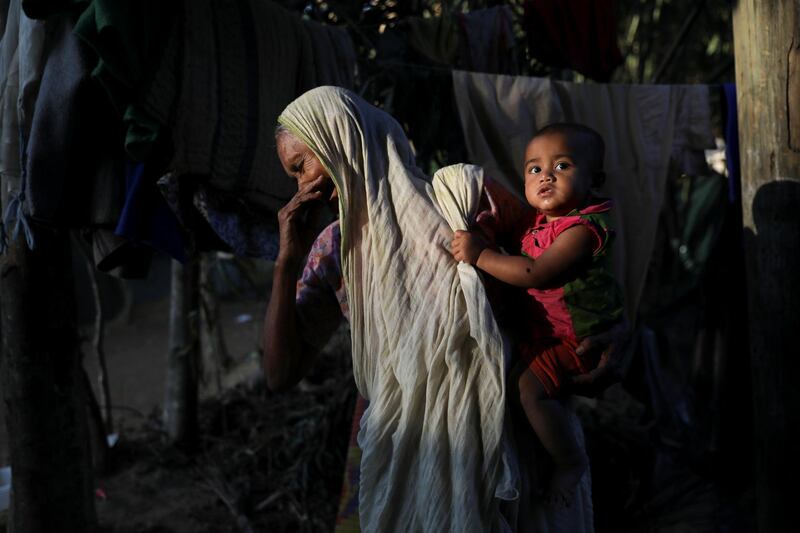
544,457,587,507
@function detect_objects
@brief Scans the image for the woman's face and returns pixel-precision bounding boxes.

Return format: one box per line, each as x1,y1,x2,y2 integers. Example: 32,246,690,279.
276,132,337,203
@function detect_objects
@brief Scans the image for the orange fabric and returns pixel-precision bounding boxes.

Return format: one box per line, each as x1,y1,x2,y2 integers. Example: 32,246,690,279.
523,337,599,397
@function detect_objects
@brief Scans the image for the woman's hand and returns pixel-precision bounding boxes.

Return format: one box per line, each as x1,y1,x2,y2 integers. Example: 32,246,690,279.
277,175,327,263
570,318,631,397
452,230,488,265
265,175,329,392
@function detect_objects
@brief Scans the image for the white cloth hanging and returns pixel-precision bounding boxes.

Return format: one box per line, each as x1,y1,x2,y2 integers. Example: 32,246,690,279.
452,70,716,317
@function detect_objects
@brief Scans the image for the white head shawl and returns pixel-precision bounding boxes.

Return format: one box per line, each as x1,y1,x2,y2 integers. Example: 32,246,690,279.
279,86,511,532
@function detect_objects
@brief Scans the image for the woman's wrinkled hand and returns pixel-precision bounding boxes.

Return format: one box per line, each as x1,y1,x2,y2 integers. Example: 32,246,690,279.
570,318,631,398
451,230,488,265
277,175,327,262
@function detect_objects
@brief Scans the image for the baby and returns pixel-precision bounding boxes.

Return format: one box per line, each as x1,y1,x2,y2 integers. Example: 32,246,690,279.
451,123,624,503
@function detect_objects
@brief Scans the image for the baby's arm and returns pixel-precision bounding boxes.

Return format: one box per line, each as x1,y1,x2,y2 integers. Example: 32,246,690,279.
452,226,596,289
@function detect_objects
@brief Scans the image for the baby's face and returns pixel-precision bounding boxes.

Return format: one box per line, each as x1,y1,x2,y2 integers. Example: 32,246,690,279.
523,132,593,218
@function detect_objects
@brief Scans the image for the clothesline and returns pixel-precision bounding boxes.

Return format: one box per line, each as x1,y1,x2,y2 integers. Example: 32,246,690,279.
373,59,730,87
375,59,455,73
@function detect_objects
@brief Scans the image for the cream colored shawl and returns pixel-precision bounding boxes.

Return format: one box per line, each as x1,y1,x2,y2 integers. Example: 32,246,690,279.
279,86,511,532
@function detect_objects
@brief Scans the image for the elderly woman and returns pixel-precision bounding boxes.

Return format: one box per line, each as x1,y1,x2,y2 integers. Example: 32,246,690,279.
263,86,620,532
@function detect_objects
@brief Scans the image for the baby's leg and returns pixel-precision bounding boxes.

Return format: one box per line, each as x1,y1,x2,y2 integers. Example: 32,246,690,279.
518,368,588,504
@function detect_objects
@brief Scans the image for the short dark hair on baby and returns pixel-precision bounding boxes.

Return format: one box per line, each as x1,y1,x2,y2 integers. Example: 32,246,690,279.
533,122,606,187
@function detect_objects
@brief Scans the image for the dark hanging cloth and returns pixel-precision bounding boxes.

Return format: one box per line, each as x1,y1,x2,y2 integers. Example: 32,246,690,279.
722,83,741,204
92,228,152,279
25,11,124,228
305,19,357,89
75,0,327,259
404,5,517,75
405,9,461,66
16,8,170,278
71,0,359,262
74,0,179,162
522,0,623,81
114,160,187,263
20,0,84,19
456,5,517,75
157,172,279,259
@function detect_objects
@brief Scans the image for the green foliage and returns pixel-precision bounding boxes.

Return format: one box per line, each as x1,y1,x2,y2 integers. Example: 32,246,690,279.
615,0,734,84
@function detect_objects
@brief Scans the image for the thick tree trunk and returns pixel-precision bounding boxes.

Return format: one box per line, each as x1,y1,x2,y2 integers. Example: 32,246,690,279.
0,225,96,532
732,2,800,531
164,257,200,448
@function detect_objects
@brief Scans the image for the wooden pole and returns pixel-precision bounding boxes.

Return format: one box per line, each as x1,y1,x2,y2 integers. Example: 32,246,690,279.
164,257,200,448
199,252,230,397
75,235,114,434
0,224,96,532
732,1,800,531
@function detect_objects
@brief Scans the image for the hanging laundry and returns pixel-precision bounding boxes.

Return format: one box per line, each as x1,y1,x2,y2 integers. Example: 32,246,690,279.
0,0,87,239
1,2,168,275
457,5,517,75
20,0,83,19
523,0,623,81
157,172,280,260
388,67,469,173
73,0,178,161
305,19,357,89
114,161,187,264
25,12,124,228
451,70,716,317
405,5,517,75
69,0,206,271
722,83,740,204
77,0,360,259
148,0,315,213
92,228,152,279
0,0,46,187
638,171,728,317
405,10,461,66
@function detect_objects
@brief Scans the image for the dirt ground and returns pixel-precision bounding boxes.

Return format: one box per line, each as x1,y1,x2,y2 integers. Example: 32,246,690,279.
90,318,355,533
1,253,757,532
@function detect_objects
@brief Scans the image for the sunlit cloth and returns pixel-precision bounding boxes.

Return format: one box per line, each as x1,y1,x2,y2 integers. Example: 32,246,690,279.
452,70,715,318
279,86,512,532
